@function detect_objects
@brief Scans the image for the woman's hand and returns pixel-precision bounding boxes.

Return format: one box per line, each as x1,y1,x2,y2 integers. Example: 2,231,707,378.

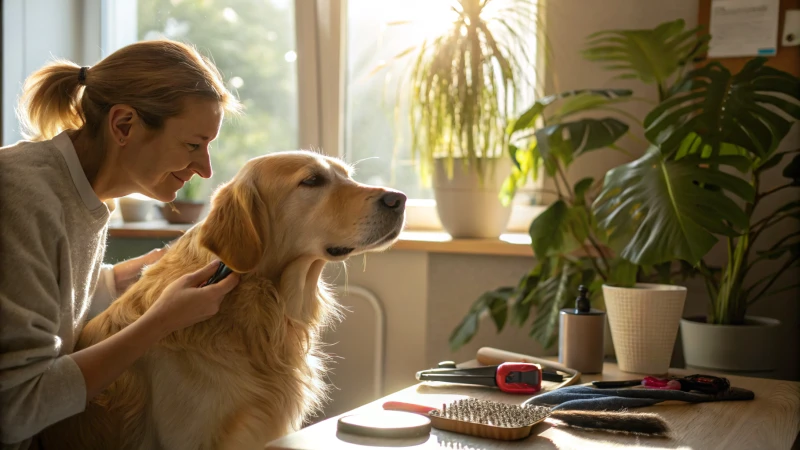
113,247,168,294
143,260,240,338
71,260,239,403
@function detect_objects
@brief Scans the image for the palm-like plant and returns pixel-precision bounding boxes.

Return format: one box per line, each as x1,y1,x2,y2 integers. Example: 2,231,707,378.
395,0,541,185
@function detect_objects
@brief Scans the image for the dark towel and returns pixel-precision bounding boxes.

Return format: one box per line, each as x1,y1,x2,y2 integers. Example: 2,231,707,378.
523,385,755,411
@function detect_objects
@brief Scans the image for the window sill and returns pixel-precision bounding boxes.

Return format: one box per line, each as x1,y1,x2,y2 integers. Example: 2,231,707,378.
107,220,534,257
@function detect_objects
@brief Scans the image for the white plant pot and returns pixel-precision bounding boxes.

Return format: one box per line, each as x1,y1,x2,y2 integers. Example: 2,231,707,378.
680,316,780,372
432,157,512,239
118,196,155,222
602,283,687,375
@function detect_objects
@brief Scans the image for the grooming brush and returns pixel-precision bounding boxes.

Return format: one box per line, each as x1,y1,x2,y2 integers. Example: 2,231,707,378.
383,398,669,441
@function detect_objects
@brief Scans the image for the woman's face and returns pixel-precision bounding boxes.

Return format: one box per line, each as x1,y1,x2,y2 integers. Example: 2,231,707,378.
124,97,224,202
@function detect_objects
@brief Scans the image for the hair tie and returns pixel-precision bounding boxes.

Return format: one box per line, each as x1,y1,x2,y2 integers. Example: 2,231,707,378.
78,66,89,85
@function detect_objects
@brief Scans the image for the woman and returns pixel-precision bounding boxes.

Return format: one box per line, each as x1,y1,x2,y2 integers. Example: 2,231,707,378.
0,40,243,449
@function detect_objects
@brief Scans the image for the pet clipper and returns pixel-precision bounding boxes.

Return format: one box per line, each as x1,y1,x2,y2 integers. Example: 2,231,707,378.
416,362,543,394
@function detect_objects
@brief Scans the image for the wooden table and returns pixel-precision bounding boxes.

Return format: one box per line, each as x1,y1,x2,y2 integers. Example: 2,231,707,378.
265,360,800,450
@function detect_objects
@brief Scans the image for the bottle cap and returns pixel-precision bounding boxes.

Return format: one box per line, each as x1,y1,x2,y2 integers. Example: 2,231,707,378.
575,285,590,313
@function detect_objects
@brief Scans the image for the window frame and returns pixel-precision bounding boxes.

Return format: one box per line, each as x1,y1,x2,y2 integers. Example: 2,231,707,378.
300,0,543,234
92,0,543,234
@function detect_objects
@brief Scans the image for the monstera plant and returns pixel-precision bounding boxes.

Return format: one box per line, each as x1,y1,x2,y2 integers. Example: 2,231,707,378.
449,18,798,359
594,58,800,324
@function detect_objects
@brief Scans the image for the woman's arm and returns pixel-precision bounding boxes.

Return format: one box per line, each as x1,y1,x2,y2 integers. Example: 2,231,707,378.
71,260,239,402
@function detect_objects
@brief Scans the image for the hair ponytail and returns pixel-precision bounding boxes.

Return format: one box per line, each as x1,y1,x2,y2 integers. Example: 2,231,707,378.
16,40,241,143
17,60,86,141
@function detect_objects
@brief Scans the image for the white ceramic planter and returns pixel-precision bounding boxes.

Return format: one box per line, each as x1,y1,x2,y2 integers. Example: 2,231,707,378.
118,196,155,222
602,283,687,375
680,316,780,372
432,157,512,239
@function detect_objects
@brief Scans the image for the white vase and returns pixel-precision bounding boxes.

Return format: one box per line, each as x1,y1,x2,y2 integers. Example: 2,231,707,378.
432,157,512,239
602,283,687,375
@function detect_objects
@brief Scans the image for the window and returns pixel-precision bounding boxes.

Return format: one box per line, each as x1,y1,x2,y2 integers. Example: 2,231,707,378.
343,0,542,230
2,0,543,232
343,0,461,200
110,0,300,200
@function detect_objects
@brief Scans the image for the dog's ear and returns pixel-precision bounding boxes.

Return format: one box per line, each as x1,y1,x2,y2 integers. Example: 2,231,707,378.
199,180,267,273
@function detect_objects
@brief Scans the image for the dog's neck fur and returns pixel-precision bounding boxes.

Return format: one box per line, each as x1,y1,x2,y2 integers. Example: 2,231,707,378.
154,227,339,367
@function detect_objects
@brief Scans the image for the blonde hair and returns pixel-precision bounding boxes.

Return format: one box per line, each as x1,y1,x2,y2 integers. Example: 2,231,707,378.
17,39,242,142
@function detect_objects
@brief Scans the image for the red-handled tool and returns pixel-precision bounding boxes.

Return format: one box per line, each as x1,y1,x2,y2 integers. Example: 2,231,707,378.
415,362,542,394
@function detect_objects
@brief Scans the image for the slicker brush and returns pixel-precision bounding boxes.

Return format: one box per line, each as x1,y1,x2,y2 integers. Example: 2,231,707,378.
384,398,669,441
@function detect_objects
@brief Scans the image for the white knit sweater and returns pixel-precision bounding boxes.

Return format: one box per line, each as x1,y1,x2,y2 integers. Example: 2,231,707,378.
0,131,117,449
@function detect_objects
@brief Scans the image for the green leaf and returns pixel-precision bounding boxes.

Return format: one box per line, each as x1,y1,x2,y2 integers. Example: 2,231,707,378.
511,102,546,133
449,313,478,352
528,200,591,257
755,150,788,172
608,259,638,287
573,177,595,205
645,58,800,159
583,19,710,93
593,146,756,266
547,90,633,122
783,153,800,185
487,287,514,332
536,118,629,164
528,261,577,349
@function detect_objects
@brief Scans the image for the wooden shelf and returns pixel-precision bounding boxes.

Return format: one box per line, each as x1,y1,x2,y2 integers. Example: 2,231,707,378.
107,221,534,257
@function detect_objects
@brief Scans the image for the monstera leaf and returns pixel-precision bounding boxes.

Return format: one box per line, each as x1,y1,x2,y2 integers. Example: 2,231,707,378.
645,58,800,159
593,147,756,266
582,19,709,97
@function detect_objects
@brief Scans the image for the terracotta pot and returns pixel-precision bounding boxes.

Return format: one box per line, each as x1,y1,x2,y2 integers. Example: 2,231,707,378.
432,157,512,239
680,315,780,372
160,201,205,224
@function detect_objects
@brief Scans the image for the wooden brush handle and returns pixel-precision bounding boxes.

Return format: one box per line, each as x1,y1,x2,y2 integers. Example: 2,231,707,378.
477,347,575,375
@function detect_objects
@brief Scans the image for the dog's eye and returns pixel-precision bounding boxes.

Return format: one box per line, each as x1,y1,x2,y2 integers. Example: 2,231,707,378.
300,175,324,187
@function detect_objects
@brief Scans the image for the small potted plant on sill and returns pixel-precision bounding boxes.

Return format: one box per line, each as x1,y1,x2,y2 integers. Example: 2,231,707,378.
160,177,207,224
387,0,541,238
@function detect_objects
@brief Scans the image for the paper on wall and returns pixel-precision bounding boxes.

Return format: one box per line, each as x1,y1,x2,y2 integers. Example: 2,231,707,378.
708,0,780,58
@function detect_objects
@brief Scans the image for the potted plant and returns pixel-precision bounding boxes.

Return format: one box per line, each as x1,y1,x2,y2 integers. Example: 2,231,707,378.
118,193,158,222
160,177,207,224
593,56,800,372
393,0,540,238
449,20,706,364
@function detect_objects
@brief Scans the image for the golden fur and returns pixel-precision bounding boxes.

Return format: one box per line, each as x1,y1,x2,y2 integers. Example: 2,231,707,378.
38,151,406,449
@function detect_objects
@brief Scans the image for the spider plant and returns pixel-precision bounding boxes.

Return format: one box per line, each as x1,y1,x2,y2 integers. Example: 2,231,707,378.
395,0,541,185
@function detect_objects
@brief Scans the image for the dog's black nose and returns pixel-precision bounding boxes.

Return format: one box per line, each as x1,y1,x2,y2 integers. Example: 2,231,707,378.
379,191,406,210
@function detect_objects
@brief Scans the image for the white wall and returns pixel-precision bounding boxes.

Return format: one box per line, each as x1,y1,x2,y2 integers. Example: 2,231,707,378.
2,0,85,145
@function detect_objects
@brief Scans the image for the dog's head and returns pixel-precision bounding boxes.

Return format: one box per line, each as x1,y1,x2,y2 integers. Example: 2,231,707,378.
197,151,406,273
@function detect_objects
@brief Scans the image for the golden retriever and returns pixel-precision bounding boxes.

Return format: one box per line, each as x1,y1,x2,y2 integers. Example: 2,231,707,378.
38,151,406,449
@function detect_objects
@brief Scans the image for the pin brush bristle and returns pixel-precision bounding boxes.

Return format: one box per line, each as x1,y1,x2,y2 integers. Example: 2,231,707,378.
430,398,550,428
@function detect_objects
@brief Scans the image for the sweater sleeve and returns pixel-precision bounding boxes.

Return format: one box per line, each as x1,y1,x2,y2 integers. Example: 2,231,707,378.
0,205,87,444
